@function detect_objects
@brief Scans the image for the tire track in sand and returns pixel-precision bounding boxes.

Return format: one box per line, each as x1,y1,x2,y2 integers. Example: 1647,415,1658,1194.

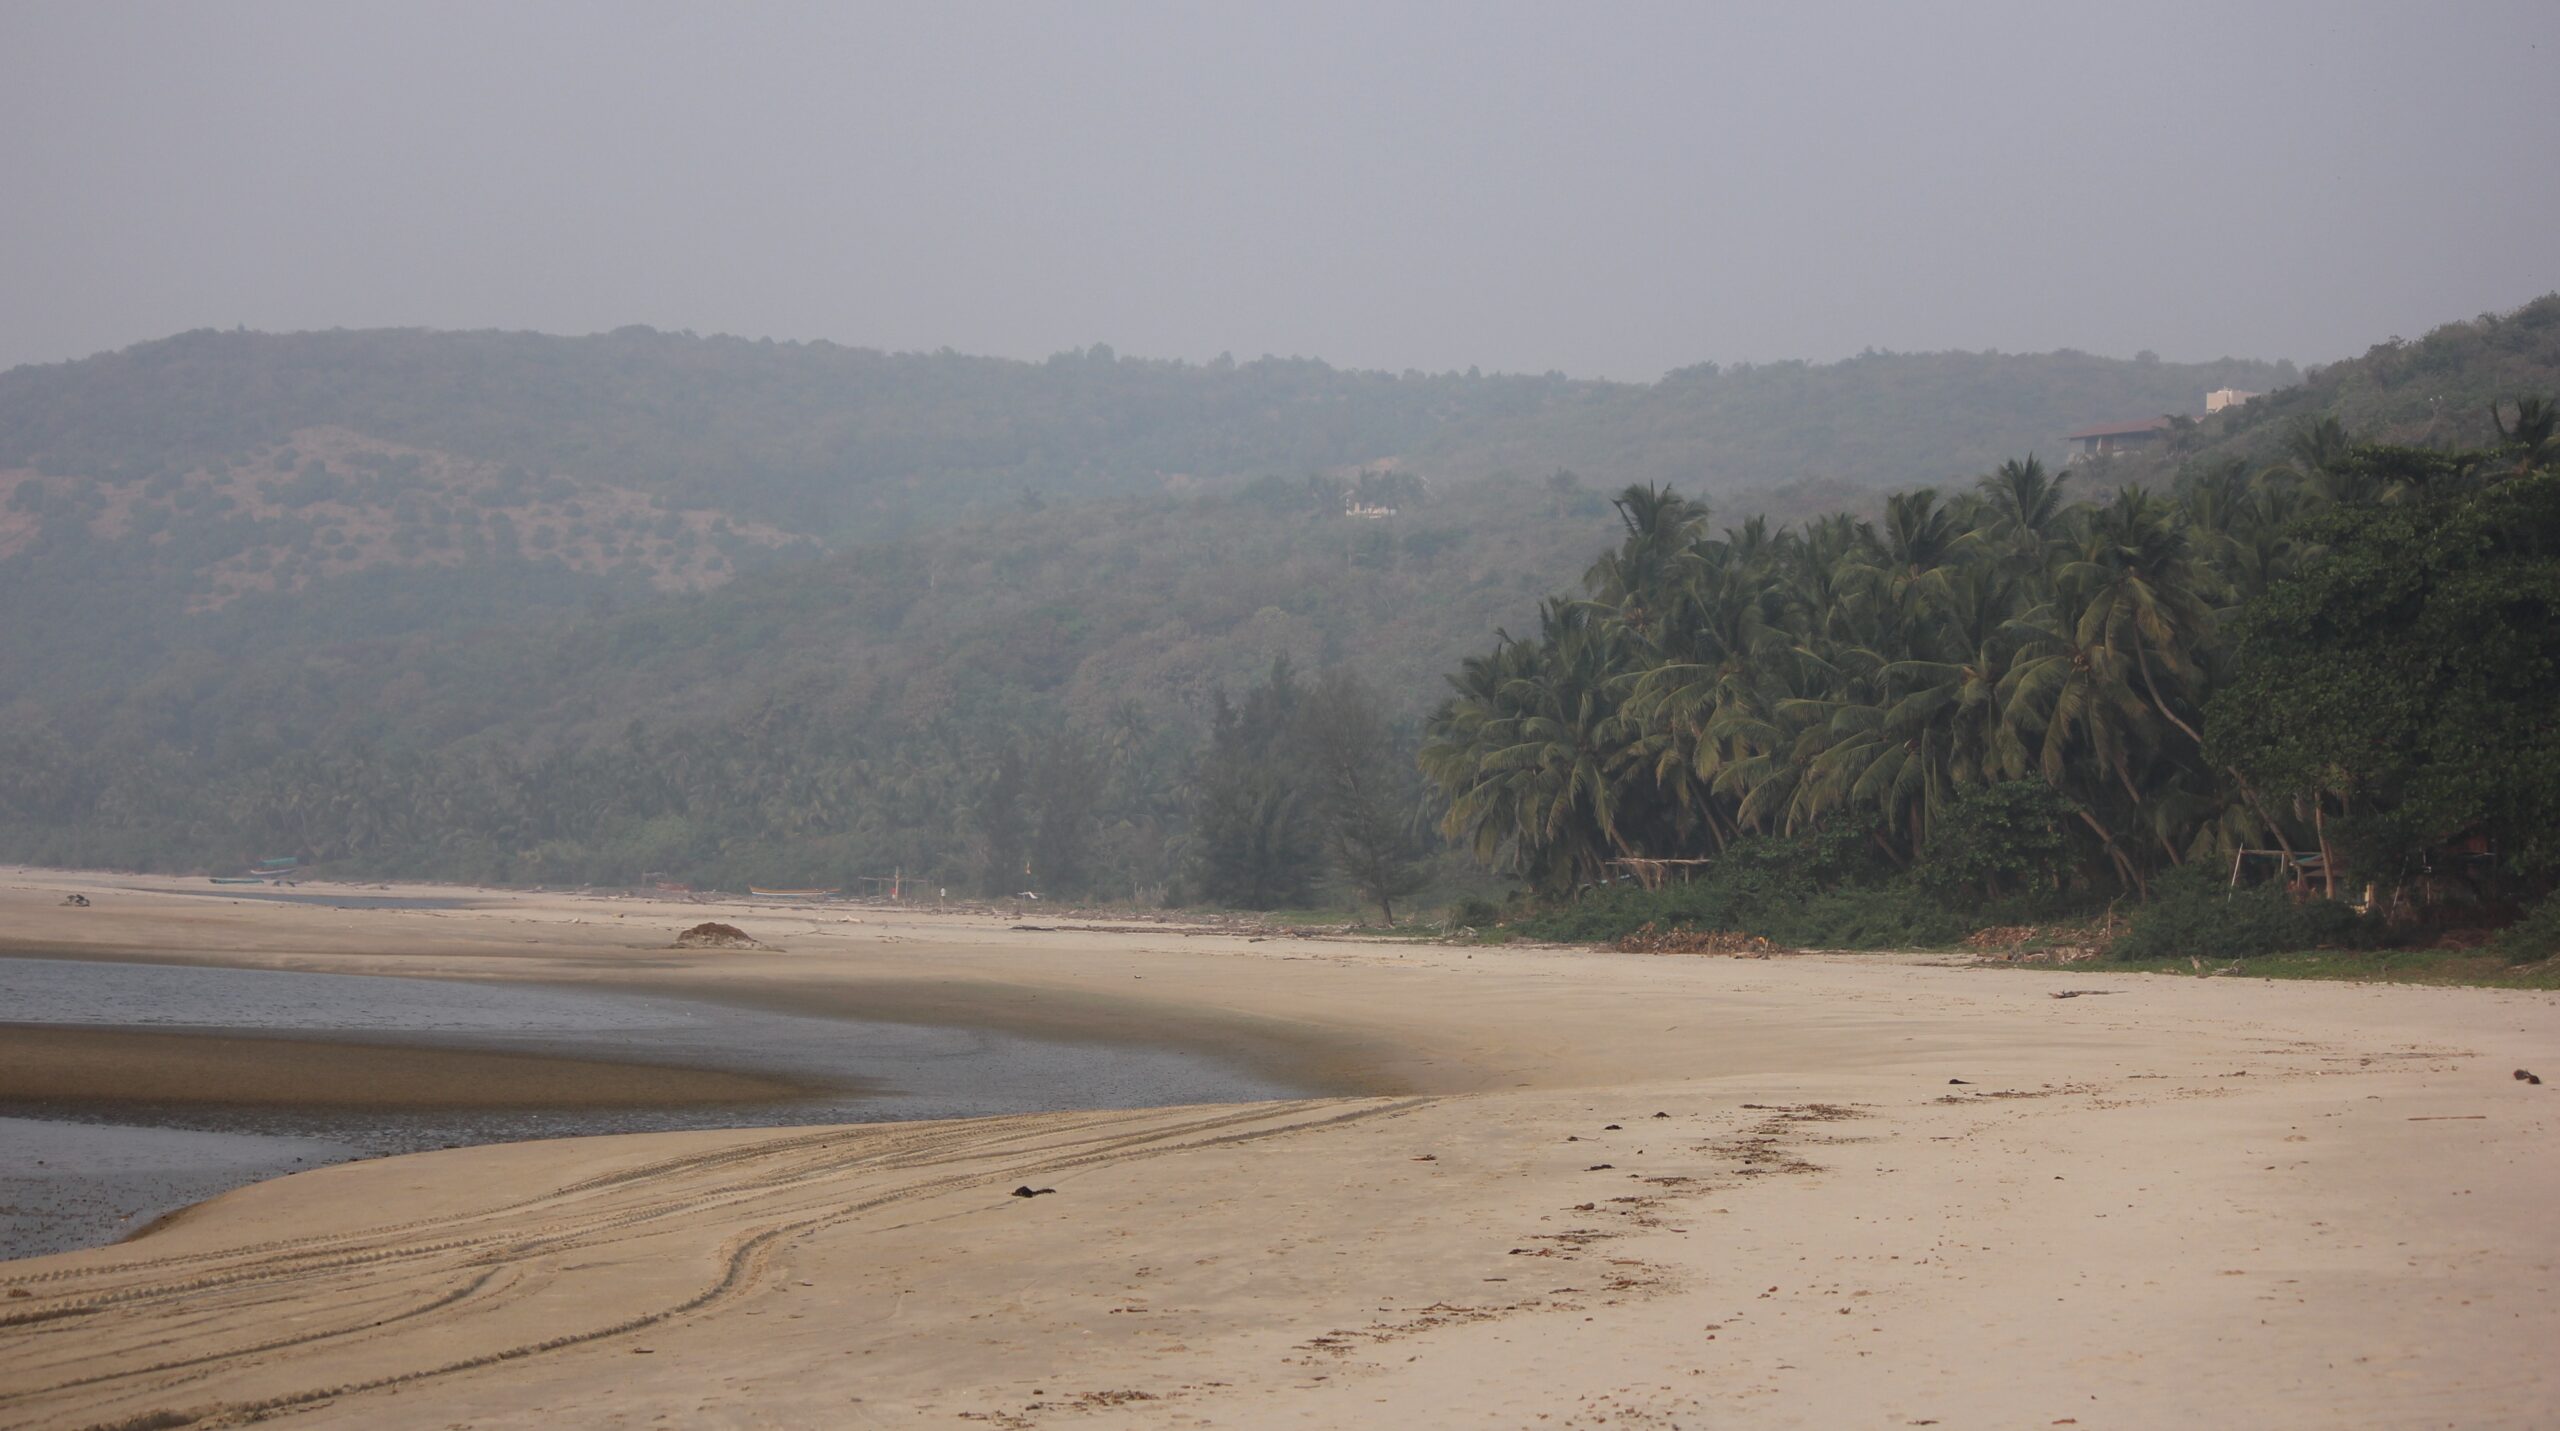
0,1097,1428,1430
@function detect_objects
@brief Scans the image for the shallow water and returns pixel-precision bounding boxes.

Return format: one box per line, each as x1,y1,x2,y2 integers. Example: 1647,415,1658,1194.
0,955,679,1033
0,956,1302,1260
0,1117,358,1260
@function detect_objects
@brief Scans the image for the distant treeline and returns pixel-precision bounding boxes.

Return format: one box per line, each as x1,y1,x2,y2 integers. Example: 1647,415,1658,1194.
0,474,1600,905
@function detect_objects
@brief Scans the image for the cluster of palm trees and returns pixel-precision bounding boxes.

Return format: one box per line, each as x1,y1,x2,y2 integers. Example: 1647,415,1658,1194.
1419,427,2536,900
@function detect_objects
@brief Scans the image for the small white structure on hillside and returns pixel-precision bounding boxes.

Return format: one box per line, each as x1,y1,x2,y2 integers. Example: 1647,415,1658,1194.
2206,387,2262,413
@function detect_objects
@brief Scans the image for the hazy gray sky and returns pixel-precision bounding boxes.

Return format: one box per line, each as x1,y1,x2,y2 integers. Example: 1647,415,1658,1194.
3,1,2554,379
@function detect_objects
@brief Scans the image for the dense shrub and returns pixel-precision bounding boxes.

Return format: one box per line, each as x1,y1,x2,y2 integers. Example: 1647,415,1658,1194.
1912,782,2076,909
1786,885,1973,949
2494,893,2560,965
1512,840,1814,942
1509,841,1971,950
2112,865,2374,961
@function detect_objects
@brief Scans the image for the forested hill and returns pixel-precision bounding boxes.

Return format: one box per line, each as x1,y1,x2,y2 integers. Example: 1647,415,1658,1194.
0,326,2289,715
0,472,1622,891
20,302,2560,901
2192,295,2560,462
2,327,2290,537
2051,294,2560,487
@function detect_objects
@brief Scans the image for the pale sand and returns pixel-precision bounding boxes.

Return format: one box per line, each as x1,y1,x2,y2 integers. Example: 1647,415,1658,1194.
1,866,2554,1429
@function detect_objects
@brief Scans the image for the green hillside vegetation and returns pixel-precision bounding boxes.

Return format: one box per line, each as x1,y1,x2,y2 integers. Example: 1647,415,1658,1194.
0,426,816,705
2052,293,2560,485
1423,302,2560,956
0,472,1610,899
2211,295,2560,456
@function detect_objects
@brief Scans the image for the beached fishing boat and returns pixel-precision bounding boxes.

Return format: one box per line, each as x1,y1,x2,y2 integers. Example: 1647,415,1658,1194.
209,876,269,885
748,886,835,899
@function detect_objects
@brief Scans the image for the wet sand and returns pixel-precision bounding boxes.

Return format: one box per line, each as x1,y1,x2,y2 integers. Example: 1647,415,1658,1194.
0,1024,824,1108
2,867,2555,1429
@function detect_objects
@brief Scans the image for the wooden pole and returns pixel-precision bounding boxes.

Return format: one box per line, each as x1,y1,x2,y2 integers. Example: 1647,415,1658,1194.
2313,796,2337,899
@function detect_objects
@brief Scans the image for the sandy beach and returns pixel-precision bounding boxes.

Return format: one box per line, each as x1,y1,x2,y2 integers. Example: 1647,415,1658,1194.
1,867,2554,1429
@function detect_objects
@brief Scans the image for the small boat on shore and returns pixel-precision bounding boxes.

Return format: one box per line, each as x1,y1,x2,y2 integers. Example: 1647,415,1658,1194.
748,886,835,899
209,876,269,885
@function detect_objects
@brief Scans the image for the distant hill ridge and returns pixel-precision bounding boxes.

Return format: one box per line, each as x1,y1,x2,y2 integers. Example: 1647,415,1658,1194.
0,325,2293,539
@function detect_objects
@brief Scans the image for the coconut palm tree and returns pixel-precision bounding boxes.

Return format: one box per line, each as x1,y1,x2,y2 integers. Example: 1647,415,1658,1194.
1977,455,2071,568
1998,558,2158,889
1425,605,1638,894
2069,485,2216,751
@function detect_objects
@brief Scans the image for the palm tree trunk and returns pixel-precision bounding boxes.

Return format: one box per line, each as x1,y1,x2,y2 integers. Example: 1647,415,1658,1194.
2113,758,2144,807
2134,641,2207,748
2227,767,2299,866
2131,639,2302,866
2075,805,2146,897
2313,794,2338,899
2110,758,2183,864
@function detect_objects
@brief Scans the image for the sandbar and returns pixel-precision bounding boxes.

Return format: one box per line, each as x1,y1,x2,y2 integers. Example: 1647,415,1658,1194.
0,1025,828,1109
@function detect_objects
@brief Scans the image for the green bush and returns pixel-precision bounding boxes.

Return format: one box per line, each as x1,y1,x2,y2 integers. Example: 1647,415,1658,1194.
1514,887,1742,945
1510,843,1819,944
1787,885,1973,949
2494,893,2560,965
2113,865,2374,961
1913,781,2075,909
1507,845,1972,950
